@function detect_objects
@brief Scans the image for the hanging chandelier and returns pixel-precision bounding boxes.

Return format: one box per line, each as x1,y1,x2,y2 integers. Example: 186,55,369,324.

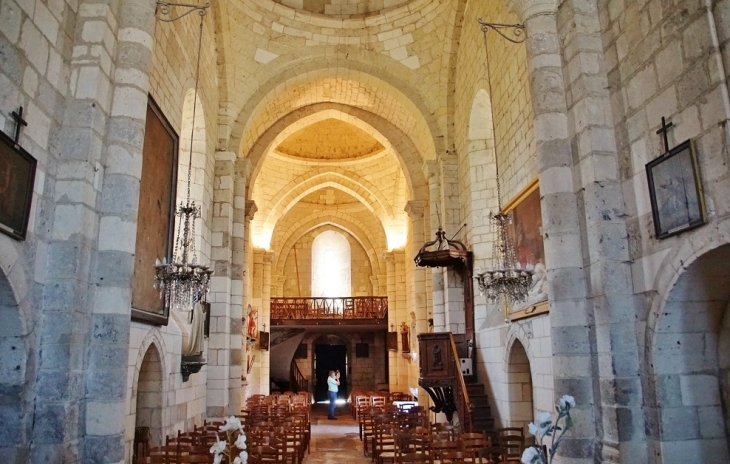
154,1,213,314
473,19,533,304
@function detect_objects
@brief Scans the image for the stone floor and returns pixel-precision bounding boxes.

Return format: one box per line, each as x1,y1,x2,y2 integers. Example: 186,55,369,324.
303,404,370,464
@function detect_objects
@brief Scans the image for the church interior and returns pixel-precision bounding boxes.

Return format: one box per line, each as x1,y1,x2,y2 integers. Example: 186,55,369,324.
1,0,730,462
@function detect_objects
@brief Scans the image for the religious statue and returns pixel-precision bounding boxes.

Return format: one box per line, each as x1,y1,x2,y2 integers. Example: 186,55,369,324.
182,301,206,356
525,262,548,306
432,344,443,370
247,305,258,339
400,321,410,353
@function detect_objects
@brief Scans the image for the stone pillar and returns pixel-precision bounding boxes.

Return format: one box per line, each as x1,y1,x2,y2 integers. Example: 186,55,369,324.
207,152,235,417
385,252,397,390
508,0,597,462
73,0,155,460
250,248,264,395
556,1,645,460
241,200,256,400
424,161,445,331
261,251,274,394
405,200,430,333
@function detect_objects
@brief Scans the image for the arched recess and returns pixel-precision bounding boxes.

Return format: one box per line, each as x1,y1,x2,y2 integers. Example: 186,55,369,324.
464,88,497,260
177,87,210,265
0,241,32,460
506,338,534,435
273,215,386,282
258,174,397,251
311,333,350,402
647,242,730,463
243,103,430,204
134,343,165,450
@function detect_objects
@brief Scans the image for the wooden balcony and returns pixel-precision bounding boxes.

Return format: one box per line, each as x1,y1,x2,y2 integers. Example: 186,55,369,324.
270,297,388,326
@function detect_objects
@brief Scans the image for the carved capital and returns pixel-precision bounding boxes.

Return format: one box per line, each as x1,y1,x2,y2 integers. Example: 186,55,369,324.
405,200,427,221
505,0,557,21
245,200,258,222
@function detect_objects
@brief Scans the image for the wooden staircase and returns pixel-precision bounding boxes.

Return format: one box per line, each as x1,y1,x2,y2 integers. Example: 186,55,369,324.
465,379,496,437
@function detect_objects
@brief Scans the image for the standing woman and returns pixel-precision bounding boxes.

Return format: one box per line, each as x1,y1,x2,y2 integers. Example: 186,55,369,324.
327,370,340,420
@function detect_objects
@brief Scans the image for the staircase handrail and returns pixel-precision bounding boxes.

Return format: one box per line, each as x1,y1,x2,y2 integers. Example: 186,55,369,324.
449,333,473,432
290,360,309,393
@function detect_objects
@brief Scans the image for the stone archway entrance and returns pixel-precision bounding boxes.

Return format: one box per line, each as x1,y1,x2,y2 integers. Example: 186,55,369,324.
507,339,534,435
651,244,730,463
134,344,164,459
0,264,29,460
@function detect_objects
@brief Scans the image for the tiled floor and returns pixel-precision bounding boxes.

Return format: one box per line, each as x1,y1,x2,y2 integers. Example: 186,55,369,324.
303,404,370,464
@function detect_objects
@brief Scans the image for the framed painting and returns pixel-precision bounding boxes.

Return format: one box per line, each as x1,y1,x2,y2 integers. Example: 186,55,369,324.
355,342,369,358
0,130,37,241
131,97,179,325
646,139,706,239
503,177,548,319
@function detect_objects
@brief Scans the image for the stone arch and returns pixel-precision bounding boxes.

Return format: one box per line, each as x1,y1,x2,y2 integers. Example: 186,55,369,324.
177,86,210,263
128,330,168,458
245,102,429,203
464,87,498,261
505,337,534,435
258,173,396,252
646,223,730,463
226,48,444,161
310,333,351,401
0,237,33,460
273,215,386,280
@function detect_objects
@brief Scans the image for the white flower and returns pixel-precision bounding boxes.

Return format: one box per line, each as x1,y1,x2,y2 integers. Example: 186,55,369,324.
528,422,541,436
233,450,248,464
210,434,226,455
559,394,576,408
213,454,223,464
536,411,552,428
220,416,243,432
521,446,541,464
235,432,247,450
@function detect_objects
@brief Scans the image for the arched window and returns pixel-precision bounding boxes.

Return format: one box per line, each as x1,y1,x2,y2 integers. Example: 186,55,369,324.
311,230,351,298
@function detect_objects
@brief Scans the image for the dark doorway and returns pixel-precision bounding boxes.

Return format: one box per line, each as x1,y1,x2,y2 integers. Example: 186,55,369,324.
314,344,347,402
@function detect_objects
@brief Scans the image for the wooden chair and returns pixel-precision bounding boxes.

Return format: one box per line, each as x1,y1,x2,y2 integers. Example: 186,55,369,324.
430,438,460,462
361,409,377,456
373,420,398,464
372,396,387,409
497,428,524,463
460,432,490,463
397,452,433,464
440,450,474,464
249,444,283,464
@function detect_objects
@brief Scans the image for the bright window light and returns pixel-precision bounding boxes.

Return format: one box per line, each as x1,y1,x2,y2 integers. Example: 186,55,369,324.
312,230,351,298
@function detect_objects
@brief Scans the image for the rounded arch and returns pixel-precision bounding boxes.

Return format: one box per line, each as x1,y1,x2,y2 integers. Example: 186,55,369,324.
226,48,444,161
0,237,33,458
273,215,386,280
646,223,730,462
244,102,429,203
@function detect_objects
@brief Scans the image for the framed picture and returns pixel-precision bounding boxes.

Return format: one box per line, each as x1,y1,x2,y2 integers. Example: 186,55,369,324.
259,332,270,351
131,97,179,325
355,343,369,358
0,130,37,241
387,331,398,351
646,139,706,239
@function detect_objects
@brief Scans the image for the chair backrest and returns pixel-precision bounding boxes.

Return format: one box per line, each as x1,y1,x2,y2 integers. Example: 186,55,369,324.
497,427,524,459
398,451,434,463
372,396,386,408
249,444,283,464
440,450,473,464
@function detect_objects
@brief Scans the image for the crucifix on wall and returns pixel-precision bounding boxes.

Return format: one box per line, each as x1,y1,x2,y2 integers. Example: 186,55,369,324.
645,116,707,239
0,106,37,241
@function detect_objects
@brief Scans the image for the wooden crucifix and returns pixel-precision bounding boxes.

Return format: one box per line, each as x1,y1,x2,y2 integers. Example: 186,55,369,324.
656,116,674,154
10,107,28,145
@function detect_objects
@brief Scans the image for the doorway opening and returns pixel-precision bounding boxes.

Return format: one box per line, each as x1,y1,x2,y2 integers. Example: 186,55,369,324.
313,335,348,402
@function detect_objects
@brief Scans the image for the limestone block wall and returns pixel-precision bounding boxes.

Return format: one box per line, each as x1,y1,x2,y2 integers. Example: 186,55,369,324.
474,313,554,433
597,1,730,459
274,0,412,18
124,320,207,462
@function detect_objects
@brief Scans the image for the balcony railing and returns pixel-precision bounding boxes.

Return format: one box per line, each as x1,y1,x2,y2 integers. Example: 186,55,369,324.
270,297,388,321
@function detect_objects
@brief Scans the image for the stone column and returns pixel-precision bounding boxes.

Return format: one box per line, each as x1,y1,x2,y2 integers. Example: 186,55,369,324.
240,200,256,399
405,200,430,335
261,251,274,394
74,0,155,460
556,1,645,460
206,152,235,417
385,252,397,389
424,161,445,331
506,0,597,462
250,247,264,395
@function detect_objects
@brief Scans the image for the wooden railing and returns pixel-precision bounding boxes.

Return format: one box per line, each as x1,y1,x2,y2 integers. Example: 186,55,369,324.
290,361,309,393
271,297,388,320
417,332,474,432
449,333,472,432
